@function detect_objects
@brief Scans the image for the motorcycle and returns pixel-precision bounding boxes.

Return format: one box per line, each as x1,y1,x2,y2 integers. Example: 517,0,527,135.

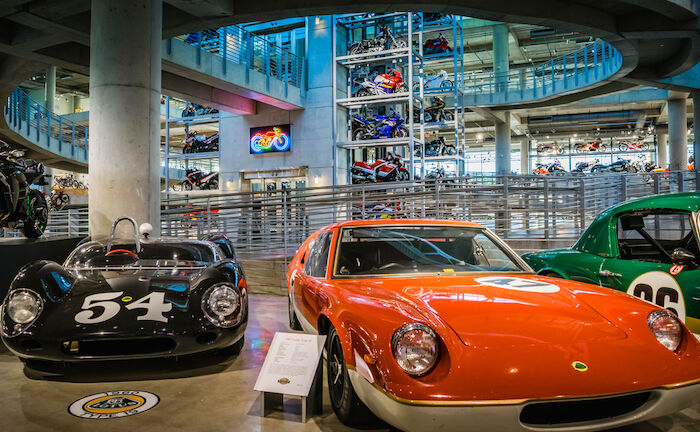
348,25,407,55
422,33,452,55
354,69,408,97
572,159,599,173
182,103,219,117
0,141,48,238
351,152,409,183
49,190,70,211
576,140,606,152
536,143,563,155
423,13,449,23
618,138,649,152
591,158,637,173
352,113,409,141
416,137,457,157
182,130,219,153
689,155,695,170
415,97,454,123
415,70,453,91
181,168,219,191
54,173,84,189
533,160,567,175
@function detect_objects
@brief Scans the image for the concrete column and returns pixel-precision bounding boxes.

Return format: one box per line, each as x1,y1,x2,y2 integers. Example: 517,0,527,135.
520,140,529,174
495,113,511,175
668,97,688,171
89,0,162,237
693,91,700,174
657,133,668,168
45,65,56,112
493,24,509,92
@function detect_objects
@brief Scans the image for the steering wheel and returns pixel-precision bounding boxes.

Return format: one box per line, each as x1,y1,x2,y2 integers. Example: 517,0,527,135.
105,249,139,259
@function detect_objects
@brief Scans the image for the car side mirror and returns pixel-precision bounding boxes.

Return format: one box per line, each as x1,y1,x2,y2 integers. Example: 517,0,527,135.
671,248,695,265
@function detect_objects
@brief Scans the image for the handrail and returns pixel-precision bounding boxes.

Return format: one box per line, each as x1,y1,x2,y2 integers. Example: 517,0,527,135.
4,87,88,162
463,39,622,105
177,25,304,88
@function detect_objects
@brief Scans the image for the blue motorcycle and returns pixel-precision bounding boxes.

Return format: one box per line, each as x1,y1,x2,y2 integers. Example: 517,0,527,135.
352,114,409,141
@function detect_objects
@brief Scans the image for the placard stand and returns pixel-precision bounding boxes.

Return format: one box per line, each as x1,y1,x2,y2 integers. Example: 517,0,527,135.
260,360,323,422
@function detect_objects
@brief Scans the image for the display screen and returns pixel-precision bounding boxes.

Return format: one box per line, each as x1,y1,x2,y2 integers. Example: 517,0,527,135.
249,124,291,154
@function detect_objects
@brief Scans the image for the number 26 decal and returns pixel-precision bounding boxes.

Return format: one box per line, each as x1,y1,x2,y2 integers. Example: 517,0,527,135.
74,292,173,324
627,272,686,322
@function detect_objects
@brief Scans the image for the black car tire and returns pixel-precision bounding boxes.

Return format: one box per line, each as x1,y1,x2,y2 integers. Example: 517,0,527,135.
326,325,378,427
220,336,245,356
288,294,302,331
23,189,48,238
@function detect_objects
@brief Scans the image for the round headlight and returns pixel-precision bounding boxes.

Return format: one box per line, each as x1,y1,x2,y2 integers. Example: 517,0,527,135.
201,284,242,328
6,290,42,325
391,323,439,377
648,310,683,351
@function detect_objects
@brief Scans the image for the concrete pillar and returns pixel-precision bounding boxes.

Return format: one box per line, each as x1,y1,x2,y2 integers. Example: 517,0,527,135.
495,113,511,175
693,91,700,174
520,140,529,174
668,97,687,171
89,0,162,237
45,65,56,112
493,24,509,92
657,133,668,168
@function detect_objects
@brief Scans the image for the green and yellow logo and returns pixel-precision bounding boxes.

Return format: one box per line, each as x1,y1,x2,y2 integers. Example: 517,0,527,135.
572,361,588,372
69,391,159,419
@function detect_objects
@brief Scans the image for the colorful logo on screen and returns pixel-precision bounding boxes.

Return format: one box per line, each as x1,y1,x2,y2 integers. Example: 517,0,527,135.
250,126,290,153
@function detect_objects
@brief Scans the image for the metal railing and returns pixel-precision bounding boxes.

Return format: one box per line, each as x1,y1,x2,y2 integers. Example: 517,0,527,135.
176,26,304,88
4,88,88,160
464,39,622,103
0,207,88,239
160,171,697,257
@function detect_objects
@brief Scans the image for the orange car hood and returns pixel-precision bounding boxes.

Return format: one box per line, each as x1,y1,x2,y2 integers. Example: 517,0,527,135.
337,273,627,348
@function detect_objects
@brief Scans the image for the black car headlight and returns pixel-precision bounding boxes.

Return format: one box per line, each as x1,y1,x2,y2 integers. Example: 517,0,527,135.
201,283,243,328
2,289,43,338
391,323,439,377
648,310,683,352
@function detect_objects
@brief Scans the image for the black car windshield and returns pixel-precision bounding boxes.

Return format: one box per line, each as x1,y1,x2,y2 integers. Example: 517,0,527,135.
333,225,527,276
65,240,217,268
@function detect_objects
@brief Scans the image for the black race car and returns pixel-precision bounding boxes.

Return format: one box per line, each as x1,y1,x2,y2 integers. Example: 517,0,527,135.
0,217,247,364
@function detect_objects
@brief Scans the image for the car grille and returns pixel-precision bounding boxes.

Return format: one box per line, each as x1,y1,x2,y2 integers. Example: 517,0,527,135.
520,392,652,426
61,337,176,357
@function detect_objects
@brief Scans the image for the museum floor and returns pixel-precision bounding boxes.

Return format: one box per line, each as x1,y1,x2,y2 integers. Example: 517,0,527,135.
0,294,698,432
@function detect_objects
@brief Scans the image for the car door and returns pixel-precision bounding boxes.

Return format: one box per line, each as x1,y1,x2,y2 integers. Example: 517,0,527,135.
296,231,333,328
600,211,699,328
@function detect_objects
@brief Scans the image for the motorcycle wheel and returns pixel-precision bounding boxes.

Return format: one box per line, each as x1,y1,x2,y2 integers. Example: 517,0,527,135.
393,126,409,138
183,181,193,191
353,129,368,141
397,170,409,182
23,189,48,239
396,83,408,93
441,80,454,88
627,166,638,173
618,143,628,152
443,111,454,121
356,88,371,98
598,144,607,152
182,146,190,154
641,143,649,151
208,178,219,190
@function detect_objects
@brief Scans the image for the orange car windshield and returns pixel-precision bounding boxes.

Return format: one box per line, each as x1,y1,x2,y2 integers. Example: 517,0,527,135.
334,226,526,276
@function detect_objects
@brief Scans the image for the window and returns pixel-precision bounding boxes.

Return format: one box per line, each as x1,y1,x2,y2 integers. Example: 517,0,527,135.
617,211,699,263
303,231,333,278
333,225,526,276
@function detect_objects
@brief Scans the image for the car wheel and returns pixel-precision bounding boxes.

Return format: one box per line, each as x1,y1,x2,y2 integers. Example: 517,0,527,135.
289,280,302,331
326,325,378,427
220,336,245,356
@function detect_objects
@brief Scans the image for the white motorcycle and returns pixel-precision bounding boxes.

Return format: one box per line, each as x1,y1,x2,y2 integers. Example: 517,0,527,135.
414,70,453,91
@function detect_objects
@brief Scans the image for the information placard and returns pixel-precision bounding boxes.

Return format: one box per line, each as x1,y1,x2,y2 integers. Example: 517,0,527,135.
254,332,326,397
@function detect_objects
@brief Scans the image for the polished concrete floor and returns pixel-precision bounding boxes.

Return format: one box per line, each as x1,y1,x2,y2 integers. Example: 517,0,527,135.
0,294,698,432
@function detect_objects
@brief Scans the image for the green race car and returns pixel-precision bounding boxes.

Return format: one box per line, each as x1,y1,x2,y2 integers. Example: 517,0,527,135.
522,192,700,336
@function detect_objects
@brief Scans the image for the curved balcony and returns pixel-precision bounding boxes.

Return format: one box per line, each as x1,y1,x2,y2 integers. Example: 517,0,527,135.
463,40,622,107
3,87,88,168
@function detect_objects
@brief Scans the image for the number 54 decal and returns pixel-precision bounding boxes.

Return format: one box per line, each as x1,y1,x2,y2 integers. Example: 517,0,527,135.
627,272,686,322
74,292,173,324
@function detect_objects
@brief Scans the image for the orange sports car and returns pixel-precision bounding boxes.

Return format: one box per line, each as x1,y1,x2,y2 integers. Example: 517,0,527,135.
287,219,700,432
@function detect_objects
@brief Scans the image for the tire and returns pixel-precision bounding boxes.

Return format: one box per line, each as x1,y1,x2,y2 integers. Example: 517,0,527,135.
443,111,454,121
393,125,409,138
353,128,367,141
220,336,245,356
641,143,649,151
396,83,408,93
598,144,607,152
397,170,409,182
23,189,48,238
627,166,638,173
441,79,453,88
288,286,302,331
208,178,219,190
326,325,378,427
392,39,407,49
618,143,628,152
356,88,371,98
183,181,193,191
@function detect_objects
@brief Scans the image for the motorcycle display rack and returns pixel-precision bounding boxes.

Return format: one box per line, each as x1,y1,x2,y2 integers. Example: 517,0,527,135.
163,95,222,194
333,12,428,181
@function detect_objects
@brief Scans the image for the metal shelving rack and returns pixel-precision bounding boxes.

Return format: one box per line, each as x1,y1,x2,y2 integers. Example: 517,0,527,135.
333,12,425,181
163,95,222,194
413,14,466,179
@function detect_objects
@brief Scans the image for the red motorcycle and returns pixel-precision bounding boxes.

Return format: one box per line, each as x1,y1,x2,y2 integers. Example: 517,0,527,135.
351,153,409,183
423,34,452,55
575,140,606,152
618,138,649,152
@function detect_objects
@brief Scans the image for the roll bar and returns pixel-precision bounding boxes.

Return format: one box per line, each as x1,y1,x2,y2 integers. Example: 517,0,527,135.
107,216,142,254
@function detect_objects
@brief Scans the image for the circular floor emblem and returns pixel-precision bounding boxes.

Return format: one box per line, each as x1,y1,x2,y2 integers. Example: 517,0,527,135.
475,277,560,293
68,391,159,419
